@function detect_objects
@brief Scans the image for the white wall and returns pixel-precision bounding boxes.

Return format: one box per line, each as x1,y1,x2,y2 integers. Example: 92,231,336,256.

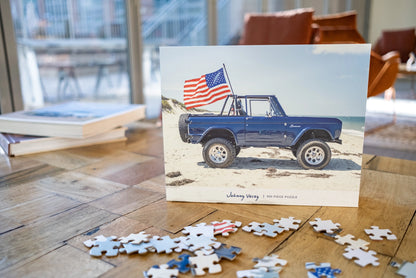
369,0,416,44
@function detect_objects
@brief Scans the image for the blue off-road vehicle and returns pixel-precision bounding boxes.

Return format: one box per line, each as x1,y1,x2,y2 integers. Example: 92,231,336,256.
179,95,342,170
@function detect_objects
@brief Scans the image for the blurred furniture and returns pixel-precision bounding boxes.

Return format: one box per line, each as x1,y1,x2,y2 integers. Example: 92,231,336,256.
239,8,314,45
398,63,416,95
312,11,365,44
373,28,416,63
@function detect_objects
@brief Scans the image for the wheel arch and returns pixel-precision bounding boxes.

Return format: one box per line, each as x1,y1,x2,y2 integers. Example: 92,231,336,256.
198,128,237,146
291,128,333,149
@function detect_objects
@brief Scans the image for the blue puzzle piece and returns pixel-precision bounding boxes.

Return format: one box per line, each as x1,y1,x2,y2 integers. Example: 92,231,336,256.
167,254,191,273
309,266,341,278
214,243,242,261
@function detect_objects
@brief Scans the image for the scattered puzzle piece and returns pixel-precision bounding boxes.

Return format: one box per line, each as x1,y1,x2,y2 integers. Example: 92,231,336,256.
144,264,179,278
305,262,341,278
253,254,287,269
83,235,107,248
243,222,284,237
397,261,416,277
309,218,341,234
211,220,242,236
182,223,214,237
189,250,222,276
214,243,242,261
237,268,280,278
185,235,221,253
119,231,151,244
119,241,153,255
343,247,379,267
167,254,191,273
273,217,301,231
89,236,120,257
173,236,190,253
149,236,179,254
364,226,397,240
334,234,369,250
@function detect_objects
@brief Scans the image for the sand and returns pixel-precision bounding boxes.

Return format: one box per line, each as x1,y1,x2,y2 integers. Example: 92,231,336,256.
161,99,364,206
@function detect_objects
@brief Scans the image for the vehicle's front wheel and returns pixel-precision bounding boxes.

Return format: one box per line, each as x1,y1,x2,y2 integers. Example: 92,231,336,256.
203,138,236,168
296,139,331,170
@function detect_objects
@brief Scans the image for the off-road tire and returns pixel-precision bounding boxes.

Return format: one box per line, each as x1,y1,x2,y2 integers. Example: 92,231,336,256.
296,139,331,170
203,138,236,168
178,114,189,143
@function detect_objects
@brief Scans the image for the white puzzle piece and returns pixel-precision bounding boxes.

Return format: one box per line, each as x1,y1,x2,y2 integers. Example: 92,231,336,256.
273,217,301,231
119,231,151,244
309,218,341,234
343,247,379,267
189,250,222,276
364,226,397,240
334,234,369,250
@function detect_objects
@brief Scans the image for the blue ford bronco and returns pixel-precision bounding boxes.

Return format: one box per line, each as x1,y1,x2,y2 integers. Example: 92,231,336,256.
179,95,342,170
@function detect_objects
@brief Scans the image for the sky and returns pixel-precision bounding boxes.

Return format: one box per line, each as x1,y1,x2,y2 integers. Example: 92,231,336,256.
160,44,371,117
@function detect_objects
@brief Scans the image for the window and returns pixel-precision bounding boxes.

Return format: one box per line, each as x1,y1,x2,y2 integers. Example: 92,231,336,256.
249,99,275,117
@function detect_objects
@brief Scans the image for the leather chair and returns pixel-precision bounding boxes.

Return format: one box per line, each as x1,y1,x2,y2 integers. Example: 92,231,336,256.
239,8,314,45
373,28,416,63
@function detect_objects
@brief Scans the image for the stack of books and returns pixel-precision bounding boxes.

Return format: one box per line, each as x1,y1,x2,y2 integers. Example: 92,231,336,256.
0,102,146,156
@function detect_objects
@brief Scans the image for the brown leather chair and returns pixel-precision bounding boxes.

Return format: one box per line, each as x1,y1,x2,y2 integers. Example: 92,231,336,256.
373,28,416,63
367,51,401,98
239,8,314,45
312,11,365,44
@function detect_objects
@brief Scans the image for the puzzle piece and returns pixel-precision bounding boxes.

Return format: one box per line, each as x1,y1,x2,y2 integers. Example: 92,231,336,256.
334,234,369,250
364,226,397,240
343,247,379,267
89,236,120,257
214,243,242,261
237,268,280,278
309,218,341,234
173,236,190,253
119,231,151,244
119,241,153,255
211,220,242,236
305,262,341,278
189,250,221,276
149,236,179,254
243,222,284,237
397,261,416,277
167,254,191,273
83,235,107,248
253,254,287,269
273,217,301,231
184,235,221,253
182,223,214,237
144,264,179,278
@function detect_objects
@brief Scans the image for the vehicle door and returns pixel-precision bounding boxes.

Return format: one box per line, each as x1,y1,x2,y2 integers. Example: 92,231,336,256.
244,97,287,147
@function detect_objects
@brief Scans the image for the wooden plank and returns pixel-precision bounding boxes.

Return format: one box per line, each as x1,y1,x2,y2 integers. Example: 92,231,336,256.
125,200,216,234
89,187,163,215
37,172,128,203
30,149,102,170
0,214,22,234
0,204,118,271
0,182,50,210
77,151,154,179
0,245,113,278
102,157,165,186
0,194,81,224
0,164,63,186
134,174,166,194
395,213,416,261
362,154,416,177
0,156,44,176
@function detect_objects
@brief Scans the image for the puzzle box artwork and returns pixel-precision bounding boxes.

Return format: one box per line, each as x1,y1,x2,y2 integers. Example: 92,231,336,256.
160,44,370,207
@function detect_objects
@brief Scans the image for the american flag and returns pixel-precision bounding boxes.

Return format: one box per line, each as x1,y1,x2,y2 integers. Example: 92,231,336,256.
183,68,232,109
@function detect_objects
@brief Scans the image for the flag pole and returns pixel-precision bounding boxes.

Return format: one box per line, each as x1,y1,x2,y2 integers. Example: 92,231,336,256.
222,63,235,95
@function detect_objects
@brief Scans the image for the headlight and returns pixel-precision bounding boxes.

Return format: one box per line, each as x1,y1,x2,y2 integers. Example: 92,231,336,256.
335,130,341,138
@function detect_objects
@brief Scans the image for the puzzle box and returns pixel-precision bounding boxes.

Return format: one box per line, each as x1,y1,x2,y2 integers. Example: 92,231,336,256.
160,44,370,207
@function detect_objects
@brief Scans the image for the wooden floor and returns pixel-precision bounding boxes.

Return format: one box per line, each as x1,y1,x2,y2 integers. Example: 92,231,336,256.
0,122,415,277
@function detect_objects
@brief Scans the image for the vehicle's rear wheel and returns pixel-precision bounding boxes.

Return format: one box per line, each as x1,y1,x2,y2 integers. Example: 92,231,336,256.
296,139,331,170
203,138,236,168
178,114,189,142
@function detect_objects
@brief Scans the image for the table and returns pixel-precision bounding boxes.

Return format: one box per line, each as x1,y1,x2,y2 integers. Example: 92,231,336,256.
0,122,415,277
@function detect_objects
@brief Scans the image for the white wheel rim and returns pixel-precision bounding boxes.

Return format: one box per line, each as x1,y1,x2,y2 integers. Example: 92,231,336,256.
304,146,325,165
209,144,228,163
